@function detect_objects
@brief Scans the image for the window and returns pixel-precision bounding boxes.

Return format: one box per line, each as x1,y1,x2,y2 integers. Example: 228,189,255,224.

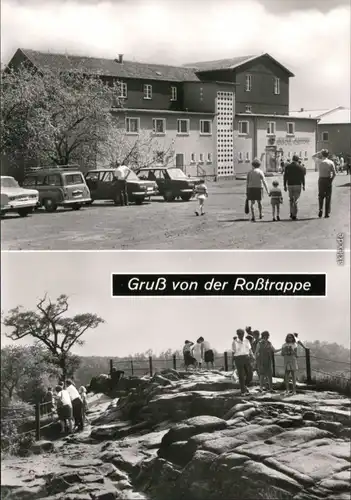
191,153,196,163
304,151,308,159
245,151,251,162
200,120,212,135
44,174,62,186
267,121,276,135
287,122,295,135
199,153,204,163
63,173,84,185
274,77,280,95
245,74,252,92
143,84,152,100
299,151,303,159
126,117,140,134
152,118,166,134
171,86,177,101
207,153,212,163
245,105,252,113
119,81,127,99
177,119,189,134
22,176,36,187
238,152,243,161
238,121,249,135
101,172,114,183
322,131,329,141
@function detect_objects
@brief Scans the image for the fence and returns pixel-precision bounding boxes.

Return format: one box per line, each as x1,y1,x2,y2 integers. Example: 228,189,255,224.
110,348,351,385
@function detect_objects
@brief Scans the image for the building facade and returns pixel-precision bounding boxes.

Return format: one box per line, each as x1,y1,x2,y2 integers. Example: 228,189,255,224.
7,48,318,178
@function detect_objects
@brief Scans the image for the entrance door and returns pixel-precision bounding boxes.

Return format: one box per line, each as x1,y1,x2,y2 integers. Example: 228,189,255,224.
175,153,184,171
265,147,278,173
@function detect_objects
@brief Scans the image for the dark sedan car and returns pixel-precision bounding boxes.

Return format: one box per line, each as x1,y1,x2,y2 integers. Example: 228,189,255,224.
85,168,157,205
136,167,201,202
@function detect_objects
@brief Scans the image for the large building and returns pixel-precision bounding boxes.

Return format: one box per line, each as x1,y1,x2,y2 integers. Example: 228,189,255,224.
7,48,319,178
290,106,351,157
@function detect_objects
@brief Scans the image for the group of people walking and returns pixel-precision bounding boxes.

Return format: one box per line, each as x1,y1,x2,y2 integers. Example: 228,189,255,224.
45,380,88,434
183,327,306,398
245,148,342,221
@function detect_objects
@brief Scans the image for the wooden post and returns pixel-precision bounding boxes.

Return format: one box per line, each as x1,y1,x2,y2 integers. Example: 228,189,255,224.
305,348,312,384
35,404,41,441
149,356,153,377
272,352,276,378
109,359,113,378
172,354,177,370
131,359,134,376
224,352,228,372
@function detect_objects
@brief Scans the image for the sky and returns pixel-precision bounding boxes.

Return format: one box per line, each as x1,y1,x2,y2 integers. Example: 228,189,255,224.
1,0,350,110
1,250,350,356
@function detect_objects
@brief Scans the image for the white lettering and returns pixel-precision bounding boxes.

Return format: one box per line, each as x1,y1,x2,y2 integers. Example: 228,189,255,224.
172,280,198,291
127,277,167,291
234,277,246,290
205,278,228,291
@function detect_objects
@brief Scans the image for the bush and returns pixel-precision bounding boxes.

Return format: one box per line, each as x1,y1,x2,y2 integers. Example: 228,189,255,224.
1,400,35,456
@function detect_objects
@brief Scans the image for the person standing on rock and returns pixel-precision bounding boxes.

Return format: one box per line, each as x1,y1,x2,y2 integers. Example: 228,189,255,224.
246,159,270,222
66,380,84,431
183,340,196,371
283,154,306,220
198,337,214,370
279,334,299,396
251,330,261,378
232,329,254,396
193,339,203,370
55,385,73,434
79,386,89,426
255,331,279,392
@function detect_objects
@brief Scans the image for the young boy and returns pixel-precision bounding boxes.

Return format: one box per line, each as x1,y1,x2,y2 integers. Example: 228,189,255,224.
194,179,208,216
269,180,283,221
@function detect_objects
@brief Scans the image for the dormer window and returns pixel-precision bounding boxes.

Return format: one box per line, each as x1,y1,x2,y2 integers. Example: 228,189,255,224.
171,86,177,101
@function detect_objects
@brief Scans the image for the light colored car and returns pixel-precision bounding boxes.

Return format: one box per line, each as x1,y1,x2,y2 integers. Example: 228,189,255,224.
1,176,39,217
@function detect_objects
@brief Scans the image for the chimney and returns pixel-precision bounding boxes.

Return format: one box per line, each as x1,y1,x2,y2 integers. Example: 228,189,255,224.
115,54,123,64
300,107,304,112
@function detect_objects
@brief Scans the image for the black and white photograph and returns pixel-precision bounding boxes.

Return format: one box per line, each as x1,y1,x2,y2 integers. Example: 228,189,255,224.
1,0,350,500
1,250,350,499
0,0,350,250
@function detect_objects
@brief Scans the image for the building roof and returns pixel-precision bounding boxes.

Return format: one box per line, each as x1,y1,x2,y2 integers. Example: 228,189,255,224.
17,48,200,82
184,53,295,77
289,106,350,123
318,107,350,125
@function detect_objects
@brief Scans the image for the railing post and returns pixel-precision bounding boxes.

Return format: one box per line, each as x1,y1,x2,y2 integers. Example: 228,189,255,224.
224,352,228,372
131,359,134,376
149,356,153,377
109,359,113,378
172,354,177,370
272,352,276,378
305,348,312,384
35,404,41,441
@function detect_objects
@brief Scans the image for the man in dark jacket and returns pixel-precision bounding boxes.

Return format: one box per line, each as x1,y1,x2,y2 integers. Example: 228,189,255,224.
283,155,306,220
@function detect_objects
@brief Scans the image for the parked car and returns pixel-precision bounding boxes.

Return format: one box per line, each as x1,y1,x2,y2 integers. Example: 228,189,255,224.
136,166,200,201
1,176,39,217
22,166,91,212
85,167,157,205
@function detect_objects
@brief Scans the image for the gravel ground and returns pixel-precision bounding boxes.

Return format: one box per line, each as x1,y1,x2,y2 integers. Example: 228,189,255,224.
1,172,350,250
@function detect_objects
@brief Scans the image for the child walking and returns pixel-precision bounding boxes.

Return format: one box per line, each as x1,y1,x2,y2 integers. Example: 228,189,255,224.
269,180,283,221
279,334,299,396
195,179,208,216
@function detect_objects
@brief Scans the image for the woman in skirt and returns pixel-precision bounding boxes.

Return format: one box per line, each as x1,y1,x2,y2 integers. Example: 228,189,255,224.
198,337,214,369
255,331,278,392
246,159,270,222
183,340,196,370
193,339,203,369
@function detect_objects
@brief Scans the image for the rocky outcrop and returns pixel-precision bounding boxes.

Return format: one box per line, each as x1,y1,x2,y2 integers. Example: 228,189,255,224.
2,370,350,500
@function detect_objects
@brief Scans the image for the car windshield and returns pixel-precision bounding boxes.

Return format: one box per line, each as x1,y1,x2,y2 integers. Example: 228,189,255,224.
126,170,139,181
167,169,187,180
1,177,19,189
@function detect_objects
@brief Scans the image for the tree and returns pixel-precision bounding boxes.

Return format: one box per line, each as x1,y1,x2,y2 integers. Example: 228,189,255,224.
1,63,120,171
101,126,175,170
2,294,105,383
0,344,59,404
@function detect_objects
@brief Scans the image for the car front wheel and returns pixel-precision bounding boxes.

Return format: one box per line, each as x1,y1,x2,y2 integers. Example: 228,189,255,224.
43,198,57,212
180,193,192,201
71,203,82,211
18,208,33,217
135,198,144,205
